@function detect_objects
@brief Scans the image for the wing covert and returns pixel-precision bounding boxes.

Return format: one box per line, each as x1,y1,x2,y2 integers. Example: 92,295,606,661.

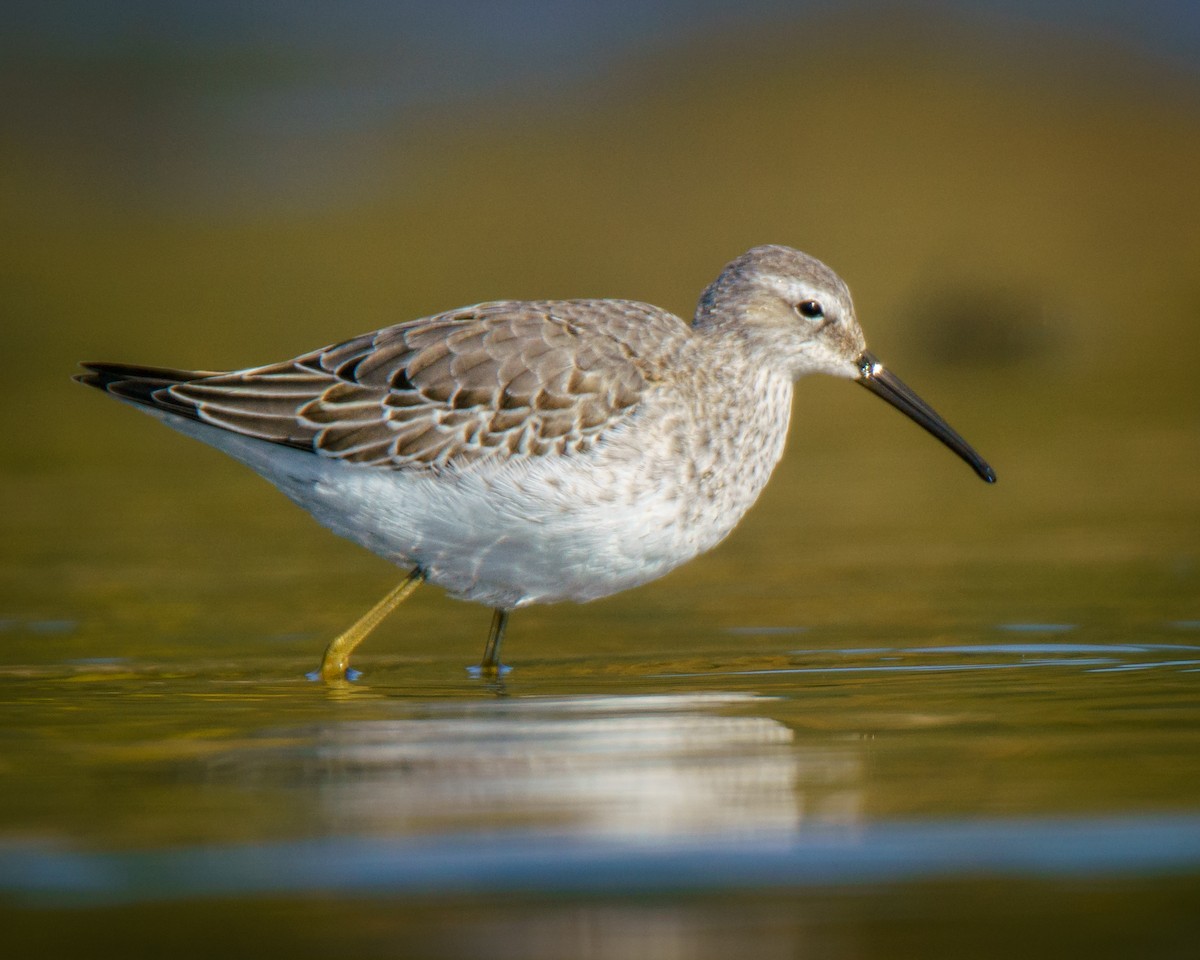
168,299,686,472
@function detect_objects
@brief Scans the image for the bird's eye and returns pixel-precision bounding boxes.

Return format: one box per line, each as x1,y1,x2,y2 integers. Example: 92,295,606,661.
797,300,824,320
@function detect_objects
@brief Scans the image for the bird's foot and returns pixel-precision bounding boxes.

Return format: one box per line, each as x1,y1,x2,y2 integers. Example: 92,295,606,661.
467,662,512,680
306,665,363,683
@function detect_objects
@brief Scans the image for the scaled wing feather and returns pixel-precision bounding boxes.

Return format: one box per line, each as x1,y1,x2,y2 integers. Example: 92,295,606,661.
160,300,685,472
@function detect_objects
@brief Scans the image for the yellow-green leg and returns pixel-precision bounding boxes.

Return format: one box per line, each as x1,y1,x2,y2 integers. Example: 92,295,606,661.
475,608,509,679
314,567,424,683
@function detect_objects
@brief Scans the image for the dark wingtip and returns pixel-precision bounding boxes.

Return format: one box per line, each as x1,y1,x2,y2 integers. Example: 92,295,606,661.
73,361,203,408
75,362,131,391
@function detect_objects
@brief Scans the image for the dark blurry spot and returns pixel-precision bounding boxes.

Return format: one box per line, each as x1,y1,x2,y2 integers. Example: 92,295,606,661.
914,286,1065,367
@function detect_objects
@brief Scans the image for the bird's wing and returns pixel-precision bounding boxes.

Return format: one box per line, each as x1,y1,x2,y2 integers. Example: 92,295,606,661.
130,300,688,472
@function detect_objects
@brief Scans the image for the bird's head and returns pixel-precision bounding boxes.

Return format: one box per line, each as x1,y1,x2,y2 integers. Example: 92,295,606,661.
696,245,995,483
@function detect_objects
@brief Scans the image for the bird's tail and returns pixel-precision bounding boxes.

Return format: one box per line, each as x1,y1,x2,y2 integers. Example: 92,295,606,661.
74,361,220,418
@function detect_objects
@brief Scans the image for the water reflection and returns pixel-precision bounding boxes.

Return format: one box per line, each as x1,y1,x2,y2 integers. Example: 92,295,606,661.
206,693,863,839
2,652,1199,921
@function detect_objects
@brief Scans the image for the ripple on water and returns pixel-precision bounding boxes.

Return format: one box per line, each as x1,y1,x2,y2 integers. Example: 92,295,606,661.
657,640,1200,679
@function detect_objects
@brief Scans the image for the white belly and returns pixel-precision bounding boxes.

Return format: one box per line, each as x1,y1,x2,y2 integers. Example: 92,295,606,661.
140,375,791,610
288,426,742,608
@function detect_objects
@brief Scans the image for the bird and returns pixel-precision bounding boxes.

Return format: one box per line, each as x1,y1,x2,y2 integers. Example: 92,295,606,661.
76,245,995,683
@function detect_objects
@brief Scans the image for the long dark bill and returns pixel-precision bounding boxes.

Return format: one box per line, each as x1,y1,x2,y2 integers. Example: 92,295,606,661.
855,351,996,483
